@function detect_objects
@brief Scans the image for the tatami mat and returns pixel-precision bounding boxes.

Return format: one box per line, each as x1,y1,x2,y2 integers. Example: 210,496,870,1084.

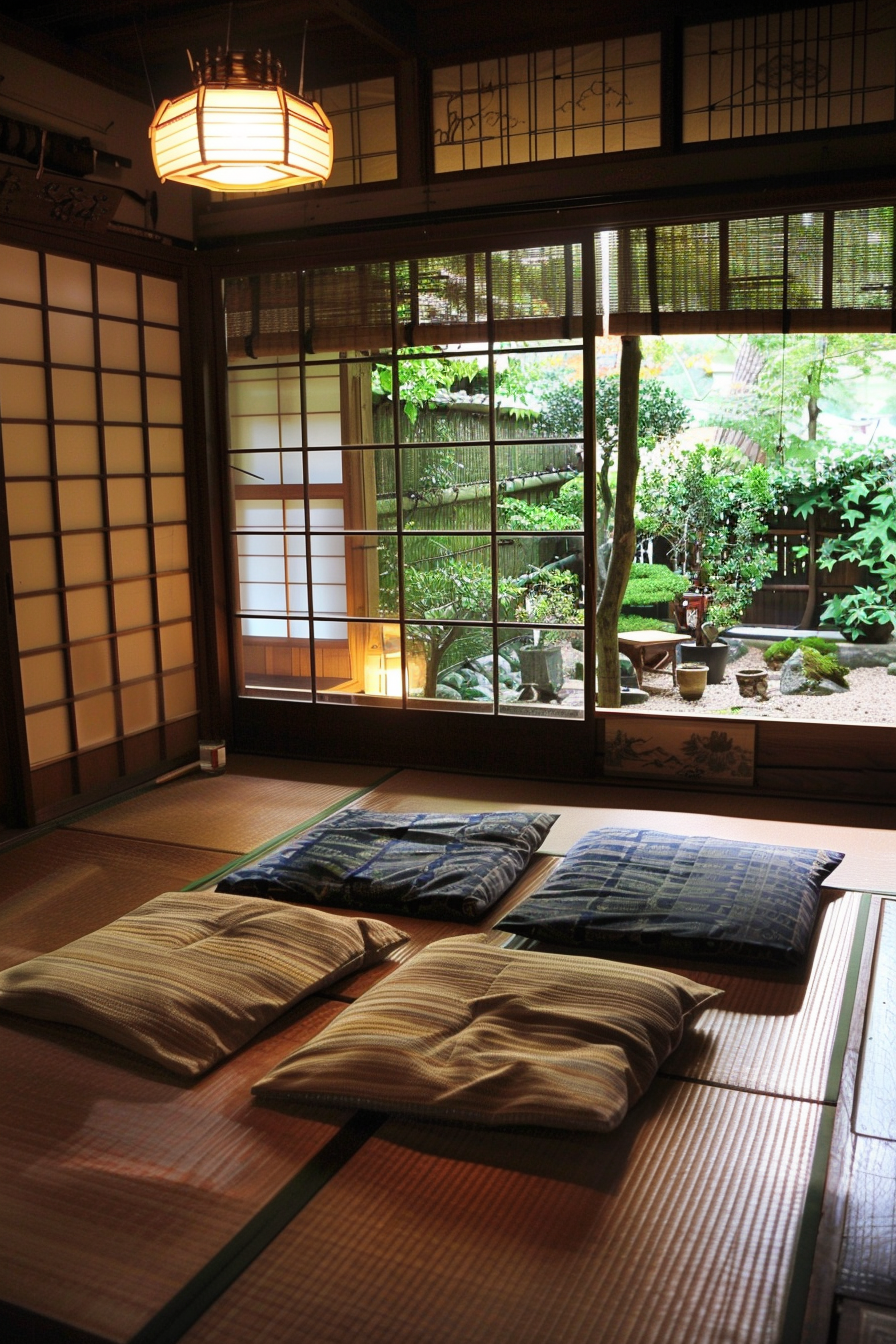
656,889,863,1100
180,1081,822,1344
0,998,348,1344
0,830,237,970
356,769,896,890
69,760,391,854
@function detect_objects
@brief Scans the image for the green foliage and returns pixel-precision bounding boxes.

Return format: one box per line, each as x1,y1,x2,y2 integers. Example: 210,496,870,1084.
499,492,580,532
617,614,677,633
510,570,583,631
774,440,896,640
623,564,688,607
801,647,849,687
764,636,839,667
636,442,776,631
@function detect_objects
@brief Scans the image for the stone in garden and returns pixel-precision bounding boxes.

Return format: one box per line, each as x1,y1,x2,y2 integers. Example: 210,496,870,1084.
779,649,848,696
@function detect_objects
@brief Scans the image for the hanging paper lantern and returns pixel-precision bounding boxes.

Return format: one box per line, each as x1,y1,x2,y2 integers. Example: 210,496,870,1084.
150,48,333,192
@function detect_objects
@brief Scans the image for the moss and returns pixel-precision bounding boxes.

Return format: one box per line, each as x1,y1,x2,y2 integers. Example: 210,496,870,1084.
801,646,849,687
764,635,839,668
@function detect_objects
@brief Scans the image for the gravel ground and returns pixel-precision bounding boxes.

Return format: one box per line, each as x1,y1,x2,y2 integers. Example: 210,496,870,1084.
634,645,896,725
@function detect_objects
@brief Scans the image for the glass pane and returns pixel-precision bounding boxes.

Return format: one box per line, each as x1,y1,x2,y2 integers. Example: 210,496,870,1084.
147,430,182,478
26,704,71,765
121,679,160,734
163,668,197,718
1,423,50,476
62,531,107,585
341,446,394,528
401,535,493,619
343,534,399,618
142,275,180,325
154,524,189,571
0,304,44,361
10,537,57,593
74,690,118,749
156,572,192,621
230,414,280,452
100,319,141,371
0,363,47,419
20,650,67,708
102,373,143,422
118,628,157,681
16,594,63,650
56,424,101,475
49,311,94,366
67,586,111,640
497,624,584,718
107,477,147,526
143,325,181,375
230,450,283,485
97,265,138,318
405,622,494,707
146,377,182,424
151,476,187,522
395,355,492,444
70,639,114,694
400,445,490,530
0,243,41,303
228,375,279,416
317,620,402,703
159,620,194,670
105,425,145,473
58,478,104,530
45,254,92,311
52,369,98,420
113,579,154,630
6,481,54,534
110,528,150,577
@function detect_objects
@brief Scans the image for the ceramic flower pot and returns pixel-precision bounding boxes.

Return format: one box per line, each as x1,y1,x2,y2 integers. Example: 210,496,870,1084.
677,663,709,701
735,669,769,700
678,639,730,684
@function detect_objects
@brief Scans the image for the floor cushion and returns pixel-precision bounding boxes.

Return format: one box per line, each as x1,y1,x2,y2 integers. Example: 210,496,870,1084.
251,933,722,1132
0,892,408,1076
496,827,844,964
216,809,558,922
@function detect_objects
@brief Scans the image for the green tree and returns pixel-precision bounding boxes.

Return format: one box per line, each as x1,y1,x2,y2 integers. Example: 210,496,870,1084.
637,443,776,634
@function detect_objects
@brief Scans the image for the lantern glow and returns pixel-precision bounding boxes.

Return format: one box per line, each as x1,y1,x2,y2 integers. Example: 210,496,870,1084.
149,49,333,193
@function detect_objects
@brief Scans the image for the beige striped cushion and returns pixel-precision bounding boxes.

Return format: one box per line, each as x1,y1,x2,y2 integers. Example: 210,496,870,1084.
0,892,407,1077
252,935,722,1131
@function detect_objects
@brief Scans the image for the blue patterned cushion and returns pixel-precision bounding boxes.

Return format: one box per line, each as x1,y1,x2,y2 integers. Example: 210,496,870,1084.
216,810,558,923
496,827,844,964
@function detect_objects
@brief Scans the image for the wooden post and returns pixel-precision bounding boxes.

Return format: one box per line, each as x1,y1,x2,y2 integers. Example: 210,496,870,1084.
596,335,641,707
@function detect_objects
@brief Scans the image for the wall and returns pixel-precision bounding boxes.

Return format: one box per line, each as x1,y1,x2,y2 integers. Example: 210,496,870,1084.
0,42,193,241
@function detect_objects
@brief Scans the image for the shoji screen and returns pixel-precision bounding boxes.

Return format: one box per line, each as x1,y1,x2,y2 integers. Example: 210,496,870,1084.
0,242,199,819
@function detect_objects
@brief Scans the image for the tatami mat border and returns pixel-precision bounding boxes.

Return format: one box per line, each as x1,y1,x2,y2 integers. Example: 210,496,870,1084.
180,770,401,892
129,1111,386,1344
778,890,874,1342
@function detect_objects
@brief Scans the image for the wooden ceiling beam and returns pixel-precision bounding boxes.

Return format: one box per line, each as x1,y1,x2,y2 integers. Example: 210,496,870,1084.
322,1,414,58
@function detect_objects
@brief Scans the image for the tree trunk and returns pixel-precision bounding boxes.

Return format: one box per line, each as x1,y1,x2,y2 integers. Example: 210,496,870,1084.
597,336,641,707
797,511,819,629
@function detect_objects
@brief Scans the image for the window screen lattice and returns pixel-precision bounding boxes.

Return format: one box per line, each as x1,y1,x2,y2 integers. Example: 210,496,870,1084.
610,205,892,328
833,206,894,307
222,205,894,357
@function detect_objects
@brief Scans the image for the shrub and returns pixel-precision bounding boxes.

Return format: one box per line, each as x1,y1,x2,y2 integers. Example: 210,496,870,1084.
623,564,688,608
618,615,677,633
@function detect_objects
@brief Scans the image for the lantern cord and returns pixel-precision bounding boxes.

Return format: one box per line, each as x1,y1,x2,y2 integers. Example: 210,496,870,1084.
133,17,156,110
225,2,234,54
299,19,309,98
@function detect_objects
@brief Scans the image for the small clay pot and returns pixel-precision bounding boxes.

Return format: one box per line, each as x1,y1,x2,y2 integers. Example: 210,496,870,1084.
677,663,709,701
735,669,769,700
